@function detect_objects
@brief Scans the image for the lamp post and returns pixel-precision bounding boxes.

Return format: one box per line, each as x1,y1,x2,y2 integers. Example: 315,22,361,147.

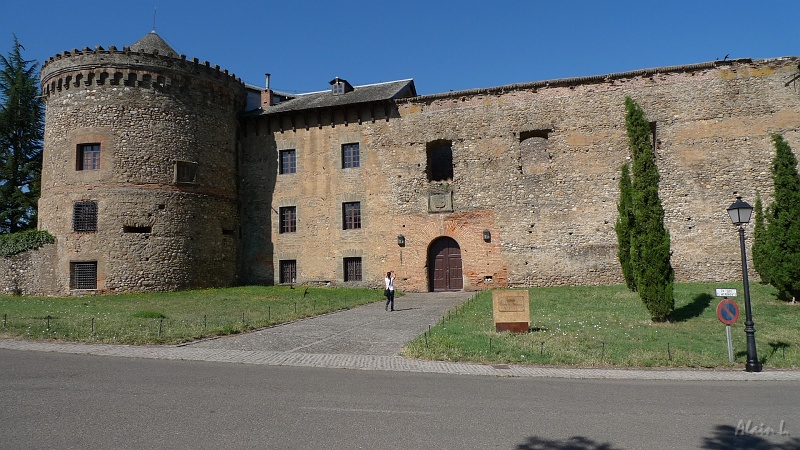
726,196,762,372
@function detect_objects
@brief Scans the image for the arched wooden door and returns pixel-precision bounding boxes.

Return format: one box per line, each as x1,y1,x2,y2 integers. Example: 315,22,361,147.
428,237,463,292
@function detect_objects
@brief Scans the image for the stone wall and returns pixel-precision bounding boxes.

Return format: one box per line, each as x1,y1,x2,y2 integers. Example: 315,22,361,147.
242,57,800,292
38,46,246,295
0,245,59,296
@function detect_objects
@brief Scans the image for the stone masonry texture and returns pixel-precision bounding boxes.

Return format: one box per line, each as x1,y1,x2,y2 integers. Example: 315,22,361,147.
2,32,798,296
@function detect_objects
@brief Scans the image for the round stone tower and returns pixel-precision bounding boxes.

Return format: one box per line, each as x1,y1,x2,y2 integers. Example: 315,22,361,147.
39,31,247,293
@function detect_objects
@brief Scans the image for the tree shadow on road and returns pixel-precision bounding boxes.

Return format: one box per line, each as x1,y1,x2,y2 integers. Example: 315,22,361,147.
515,435,621,449
700,424,800,449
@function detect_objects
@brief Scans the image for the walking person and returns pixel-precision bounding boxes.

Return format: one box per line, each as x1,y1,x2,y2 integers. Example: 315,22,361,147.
385,271,396,311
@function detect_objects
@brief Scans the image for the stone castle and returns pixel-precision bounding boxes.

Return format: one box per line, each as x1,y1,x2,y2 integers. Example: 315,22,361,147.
2,30,799,295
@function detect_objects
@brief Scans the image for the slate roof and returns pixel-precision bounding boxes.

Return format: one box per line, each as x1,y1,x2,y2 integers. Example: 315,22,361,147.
129,31,179,58
249,79,417,116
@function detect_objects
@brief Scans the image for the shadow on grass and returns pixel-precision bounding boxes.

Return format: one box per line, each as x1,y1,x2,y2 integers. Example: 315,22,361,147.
769,341,790,360
516,435,621,450
670,293,713,322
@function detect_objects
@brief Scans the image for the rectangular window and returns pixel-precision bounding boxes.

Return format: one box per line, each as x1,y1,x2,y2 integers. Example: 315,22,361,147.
279,260,297,284
279,149,296,174
77,143,101,170
70,261,98,289
344,257,362,282
123,225,151,233
175,161,197,183
279,206,296,233
72,201,98,232
342,143,360,169
342,202,361,230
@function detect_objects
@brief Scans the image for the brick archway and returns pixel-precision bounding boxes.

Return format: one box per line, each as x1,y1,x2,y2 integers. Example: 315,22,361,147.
428,237,463,292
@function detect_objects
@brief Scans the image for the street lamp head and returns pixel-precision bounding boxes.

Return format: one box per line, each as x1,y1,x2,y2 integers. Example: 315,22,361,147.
727,196,754,226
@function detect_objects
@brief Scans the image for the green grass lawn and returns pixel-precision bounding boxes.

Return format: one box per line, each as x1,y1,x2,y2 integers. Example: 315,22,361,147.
2,282,797,369
403,282,800,369
0,286,383,345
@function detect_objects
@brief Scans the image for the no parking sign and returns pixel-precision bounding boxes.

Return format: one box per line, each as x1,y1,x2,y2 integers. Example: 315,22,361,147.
716,297,740,363
717,298,740,325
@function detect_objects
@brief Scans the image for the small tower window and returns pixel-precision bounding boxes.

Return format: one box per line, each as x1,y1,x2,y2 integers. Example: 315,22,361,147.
77,143,101,170
175,161,198,183
70,261,98,290
72,201,98,233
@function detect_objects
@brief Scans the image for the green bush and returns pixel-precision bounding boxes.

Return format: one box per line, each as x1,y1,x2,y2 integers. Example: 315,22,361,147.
0,230,55,257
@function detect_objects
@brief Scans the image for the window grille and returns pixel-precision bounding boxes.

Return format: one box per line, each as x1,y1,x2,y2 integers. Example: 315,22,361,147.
175,161,198,183
77,144,101,170
279,149,296,174
72,201,98,232
70,261,97,289
342,202,361,230
344,257,362,282
279,206,296,233
342,143,360,169
279,260,297,284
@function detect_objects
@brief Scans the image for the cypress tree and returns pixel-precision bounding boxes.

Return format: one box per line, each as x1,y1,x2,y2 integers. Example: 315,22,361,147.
0,36,43,234
616,163,636,291
751,190,770,284
761,135,800,301
625,97,674,321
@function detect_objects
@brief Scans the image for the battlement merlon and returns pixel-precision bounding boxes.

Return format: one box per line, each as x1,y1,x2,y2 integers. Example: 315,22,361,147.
41,48,243,87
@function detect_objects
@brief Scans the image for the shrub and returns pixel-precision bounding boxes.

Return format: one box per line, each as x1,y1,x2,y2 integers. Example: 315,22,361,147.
0,229,55,257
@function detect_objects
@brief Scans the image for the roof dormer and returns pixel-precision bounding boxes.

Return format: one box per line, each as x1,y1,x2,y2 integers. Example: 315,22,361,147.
330,77,354,95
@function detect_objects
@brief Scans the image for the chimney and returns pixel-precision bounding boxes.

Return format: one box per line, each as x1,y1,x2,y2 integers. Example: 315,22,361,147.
261,73,273,107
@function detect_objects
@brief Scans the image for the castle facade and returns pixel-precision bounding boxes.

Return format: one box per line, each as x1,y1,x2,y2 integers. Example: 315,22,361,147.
4,31,798,295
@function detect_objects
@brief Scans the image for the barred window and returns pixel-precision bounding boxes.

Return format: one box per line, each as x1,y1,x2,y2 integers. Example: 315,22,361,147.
72,201,98,233
280,149,296,174
279,260,297,284
77,144,101,170
342,202,361,230
175,161,197,183
70,261,97,290
342,143,360,169
279,206,296,233
344,257,362,282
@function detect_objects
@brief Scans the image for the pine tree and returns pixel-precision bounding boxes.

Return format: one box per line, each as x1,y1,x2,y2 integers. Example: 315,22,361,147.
0,36,43,234
616,162,636,291
761,135,800,301
625,97,674,321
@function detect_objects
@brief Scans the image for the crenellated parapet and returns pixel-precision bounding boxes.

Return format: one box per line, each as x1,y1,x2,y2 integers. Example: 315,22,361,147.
40,44,246,104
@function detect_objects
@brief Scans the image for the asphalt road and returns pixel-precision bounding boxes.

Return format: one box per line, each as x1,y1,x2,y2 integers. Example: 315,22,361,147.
3,349,800,449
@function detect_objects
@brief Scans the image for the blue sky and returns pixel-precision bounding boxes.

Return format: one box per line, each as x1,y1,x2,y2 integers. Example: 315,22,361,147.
2,1,799,95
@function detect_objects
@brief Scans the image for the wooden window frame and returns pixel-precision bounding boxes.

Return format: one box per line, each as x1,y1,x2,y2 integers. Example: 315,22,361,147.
77,143,101,171
342,202,361,230
279,260,297,284
279,206,296,233
341,143,360,169
279,149,296,174
344,257,362,282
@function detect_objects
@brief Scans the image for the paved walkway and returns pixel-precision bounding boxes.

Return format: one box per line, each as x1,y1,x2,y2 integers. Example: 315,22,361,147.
2,291,800,381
